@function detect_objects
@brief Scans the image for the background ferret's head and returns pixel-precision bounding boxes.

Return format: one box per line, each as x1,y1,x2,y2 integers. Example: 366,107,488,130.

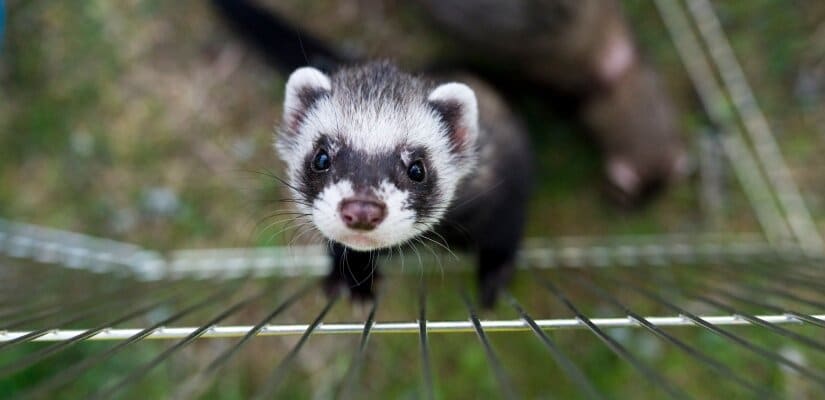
583,63,691,207
275,63,479,251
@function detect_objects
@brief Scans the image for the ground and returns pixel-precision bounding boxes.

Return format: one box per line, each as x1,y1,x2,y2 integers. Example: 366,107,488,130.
1,0,824,398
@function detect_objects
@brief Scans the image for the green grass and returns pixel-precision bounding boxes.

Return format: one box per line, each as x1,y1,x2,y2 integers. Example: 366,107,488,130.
1,0,824,398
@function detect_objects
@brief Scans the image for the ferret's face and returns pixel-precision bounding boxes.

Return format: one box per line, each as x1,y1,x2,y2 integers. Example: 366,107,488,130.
290,135,438,251
276,66,479,251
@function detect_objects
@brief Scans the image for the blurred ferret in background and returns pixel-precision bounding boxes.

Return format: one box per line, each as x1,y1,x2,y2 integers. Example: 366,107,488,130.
213,0,689,206
213,1,533,306
417,0,689,205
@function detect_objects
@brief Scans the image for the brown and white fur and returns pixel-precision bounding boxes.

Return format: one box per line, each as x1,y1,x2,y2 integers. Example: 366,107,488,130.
278,61,531,307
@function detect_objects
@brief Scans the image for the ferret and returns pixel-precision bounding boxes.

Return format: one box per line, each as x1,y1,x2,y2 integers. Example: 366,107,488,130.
213,0,688,205
277,61,531,307
212,0,532,306
415,0,689,204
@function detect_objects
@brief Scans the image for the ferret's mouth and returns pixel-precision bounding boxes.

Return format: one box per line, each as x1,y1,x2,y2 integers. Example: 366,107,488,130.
338,233,383,251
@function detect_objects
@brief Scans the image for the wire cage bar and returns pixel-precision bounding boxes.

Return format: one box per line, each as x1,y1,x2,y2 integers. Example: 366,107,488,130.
2,251,824,398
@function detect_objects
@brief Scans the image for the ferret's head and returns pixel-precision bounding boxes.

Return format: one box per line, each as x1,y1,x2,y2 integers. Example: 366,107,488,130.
585,61,690,206
276,63,479,251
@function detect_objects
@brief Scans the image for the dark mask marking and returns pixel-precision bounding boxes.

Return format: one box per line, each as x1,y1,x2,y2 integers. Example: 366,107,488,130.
297,139,441,223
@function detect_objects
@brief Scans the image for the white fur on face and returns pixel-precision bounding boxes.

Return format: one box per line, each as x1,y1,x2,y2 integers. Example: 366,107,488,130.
276,66,480,251
311,179,418,251
281,97,470,222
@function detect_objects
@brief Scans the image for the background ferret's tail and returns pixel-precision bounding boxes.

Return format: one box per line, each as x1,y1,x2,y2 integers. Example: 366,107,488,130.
210,0,347,74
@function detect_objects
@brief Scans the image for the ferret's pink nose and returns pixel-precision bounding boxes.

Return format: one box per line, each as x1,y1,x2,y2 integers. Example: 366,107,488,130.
340,199,386,231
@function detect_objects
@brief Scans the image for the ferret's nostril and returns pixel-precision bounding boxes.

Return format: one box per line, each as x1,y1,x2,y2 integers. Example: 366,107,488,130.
339,199,386,231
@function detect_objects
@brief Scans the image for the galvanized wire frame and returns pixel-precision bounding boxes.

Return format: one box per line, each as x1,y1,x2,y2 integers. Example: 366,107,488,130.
4,253,825,399
1,0,824,398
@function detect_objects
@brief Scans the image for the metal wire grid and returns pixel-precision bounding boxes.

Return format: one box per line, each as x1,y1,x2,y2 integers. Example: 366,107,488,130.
1,226,823,398
1,255,824,398
655,0,824,256
3,256,821,344
1,0,823,398
0,218,797,278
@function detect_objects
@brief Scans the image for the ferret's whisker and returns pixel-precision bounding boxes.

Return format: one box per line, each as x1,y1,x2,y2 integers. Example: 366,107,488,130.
351,251,379,288
270,221,312,246
255,211,310,232
423,230,459,261
276,198,313,207
261,217,309,242
414,236,443,278
244,168,304,193
281,222,312,247
397,244,405,274
453,180,508,211
405,239,424,280
288,224,319,247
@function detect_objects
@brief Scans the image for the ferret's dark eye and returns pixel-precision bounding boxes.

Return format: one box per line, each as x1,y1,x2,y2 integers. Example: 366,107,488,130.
407,160,426,182
312,150,331,172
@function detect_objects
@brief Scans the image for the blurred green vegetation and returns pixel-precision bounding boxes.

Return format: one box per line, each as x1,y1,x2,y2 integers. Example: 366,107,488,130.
1,0,824,398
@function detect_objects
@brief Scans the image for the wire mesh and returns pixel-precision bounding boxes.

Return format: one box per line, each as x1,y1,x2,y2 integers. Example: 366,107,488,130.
1,250,824,398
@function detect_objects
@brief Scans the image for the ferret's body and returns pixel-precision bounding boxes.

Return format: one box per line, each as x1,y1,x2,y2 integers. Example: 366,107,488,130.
436,76,532,303
418,0,613,92
211,0,531,305
417,0,688,203
213,0,688,207
278,62,530,306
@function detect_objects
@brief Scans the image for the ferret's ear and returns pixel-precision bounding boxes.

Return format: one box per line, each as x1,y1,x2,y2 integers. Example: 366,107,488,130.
596,34,636,85
283,67,331,130
428,83,479,155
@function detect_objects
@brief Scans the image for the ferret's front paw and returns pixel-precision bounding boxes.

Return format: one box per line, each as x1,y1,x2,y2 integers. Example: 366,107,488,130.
478,262,515,309
348,282,377,303
322,274,346,299
479,281,502,309
322,272,379,303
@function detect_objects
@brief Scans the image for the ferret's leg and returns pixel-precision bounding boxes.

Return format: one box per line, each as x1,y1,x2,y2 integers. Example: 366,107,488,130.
475,183,528,308
477,246,518,309
325,242,380,301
